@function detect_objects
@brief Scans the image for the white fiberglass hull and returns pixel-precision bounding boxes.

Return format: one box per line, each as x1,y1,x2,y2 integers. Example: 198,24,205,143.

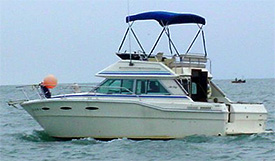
21,97,229,139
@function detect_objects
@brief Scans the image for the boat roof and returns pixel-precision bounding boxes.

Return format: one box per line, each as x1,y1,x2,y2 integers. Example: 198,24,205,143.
96,60,178,79
126,11,206,26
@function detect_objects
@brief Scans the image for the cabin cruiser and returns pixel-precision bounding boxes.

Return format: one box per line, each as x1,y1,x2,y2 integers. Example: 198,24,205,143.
16,11,267,139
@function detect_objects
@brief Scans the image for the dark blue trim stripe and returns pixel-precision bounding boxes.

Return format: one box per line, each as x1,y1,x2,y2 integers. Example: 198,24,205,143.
99,72,172,75
52,94,188,99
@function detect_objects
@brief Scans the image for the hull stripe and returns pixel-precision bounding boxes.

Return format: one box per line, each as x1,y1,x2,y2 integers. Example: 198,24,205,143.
52,94,188,99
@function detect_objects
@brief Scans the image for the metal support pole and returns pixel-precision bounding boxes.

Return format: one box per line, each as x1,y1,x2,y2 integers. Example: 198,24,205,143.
202,29,208,57
167,27,173,55
185,28,201,54
118,22,134,53
164,27,180,57
148,27,165,57
130,28,146,54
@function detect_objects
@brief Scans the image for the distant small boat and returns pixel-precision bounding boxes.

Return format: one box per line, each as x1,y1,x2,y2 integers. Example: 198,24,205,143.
232,78,246,83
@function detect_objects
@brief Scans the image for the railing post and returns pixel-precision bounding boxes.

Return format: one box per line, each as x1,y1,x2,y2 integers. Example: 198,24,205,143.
21,88,30,100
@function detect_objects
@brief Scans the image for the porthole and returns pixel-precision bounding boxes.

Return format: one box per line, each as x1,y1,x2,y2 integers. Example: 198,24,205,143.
85,107,99,110
60,107,72,110
42,107,50,111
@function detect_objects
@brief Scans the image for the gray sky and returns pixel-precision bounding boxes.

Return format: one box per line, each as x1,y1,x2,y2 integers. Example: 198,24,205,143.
1,0,274,85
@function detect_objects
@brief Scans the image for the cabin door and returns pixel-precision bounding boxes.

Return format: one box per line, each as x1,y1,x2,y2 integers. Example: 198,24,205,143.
191,69,208,102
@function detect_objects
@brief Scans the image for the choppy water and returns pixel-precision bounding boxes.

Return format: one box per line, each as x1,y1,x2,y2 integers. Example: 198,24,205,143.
1,79,274,161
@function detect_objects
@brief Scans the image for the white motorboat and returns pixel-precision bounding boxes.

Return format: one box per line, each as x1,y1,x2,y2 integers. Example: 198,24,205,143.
16,11,267,139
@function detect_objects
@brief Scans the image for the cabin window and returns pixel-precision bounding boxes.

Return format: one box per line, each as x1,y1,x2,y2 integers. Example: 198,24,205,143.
97,79,121,94
96,79,134,94
178,79,189,93
136,79,169,95
136,79,148,94
97,79,169,95
121,79,134,94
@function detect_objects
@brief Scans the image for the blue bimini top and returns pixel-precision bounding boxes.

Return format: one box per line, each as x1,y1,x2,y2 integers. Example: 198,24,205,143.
126,11,206,26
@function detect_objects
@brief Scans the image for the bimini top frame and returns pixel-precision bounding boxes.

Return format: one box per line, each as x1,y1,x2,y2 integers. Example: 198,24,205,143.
117,11,208,59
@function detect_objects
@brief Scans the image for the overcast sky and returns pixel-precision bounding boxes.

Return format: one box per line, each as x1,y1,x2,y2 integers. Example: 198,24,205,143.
1,0,274,85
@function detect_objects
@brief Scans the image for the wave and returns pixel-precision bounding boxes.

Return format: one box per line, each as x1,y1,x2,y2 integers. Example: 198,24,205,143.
17,130,59,142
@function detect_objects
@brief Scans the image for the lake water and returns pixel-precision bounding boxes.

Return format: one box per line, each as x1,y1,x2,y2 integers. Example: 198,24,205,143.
0,79,274,161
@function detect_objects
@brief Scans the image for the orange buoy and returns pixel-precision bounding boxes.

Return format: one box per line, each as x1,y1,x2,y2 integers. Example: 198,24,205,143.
42,74,57,89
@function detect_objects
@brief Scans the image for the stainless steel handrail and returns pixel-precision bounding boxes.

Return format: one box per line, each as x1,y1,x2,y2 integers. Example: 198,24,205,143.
16,84,140,101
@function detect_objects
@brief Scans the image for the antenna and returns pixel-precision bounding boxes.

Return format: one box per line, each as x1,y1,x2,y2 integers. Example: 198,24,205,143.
127,0,134,66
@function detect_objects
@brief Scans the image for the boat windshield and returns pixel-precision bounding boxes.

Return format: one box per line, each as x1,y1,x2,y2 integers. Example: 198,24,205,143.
96,79,170,95
96,79,134,94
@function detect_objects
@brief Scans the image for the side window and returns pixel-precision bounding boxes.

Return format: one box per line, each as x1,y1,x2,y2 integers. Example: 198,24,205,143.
136,79,169,95
148,80,160,93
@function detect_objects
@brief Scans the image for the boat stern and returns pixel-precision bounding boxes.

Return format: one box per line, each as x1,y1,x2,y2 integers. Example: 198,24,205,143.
225,103,267,135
